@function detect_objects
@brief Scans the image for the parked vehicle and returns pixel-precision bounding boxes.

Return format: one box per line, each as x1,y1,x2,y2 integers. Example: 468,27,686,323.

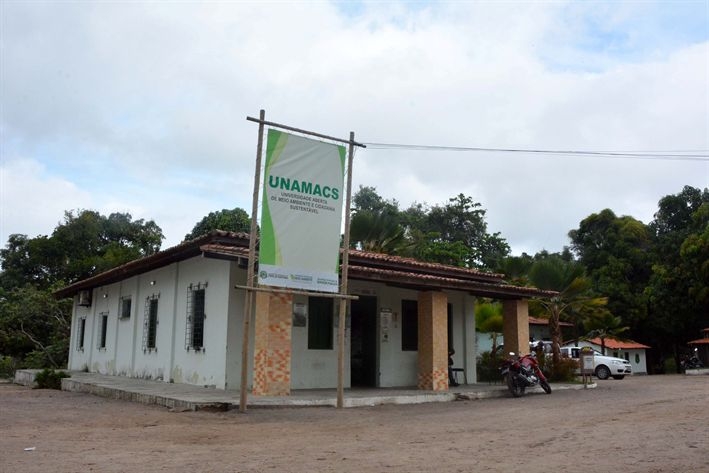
680,349,704,370
500,352,552,398
559,346,632,380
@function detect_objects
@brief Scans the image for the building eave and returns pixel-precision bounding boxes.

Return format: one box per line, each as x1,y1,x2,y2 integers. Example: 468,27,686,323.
54,231,558,301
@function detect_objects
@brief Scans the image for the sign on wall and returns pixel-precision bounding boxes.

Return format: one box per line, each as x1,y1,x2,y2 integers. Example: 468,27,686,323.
258,129,346,293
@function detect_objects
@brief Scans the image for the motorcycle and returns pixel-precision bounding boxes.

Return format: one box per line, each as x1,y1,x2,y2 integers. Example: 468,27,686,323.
500,351,552,397
680,349,704,370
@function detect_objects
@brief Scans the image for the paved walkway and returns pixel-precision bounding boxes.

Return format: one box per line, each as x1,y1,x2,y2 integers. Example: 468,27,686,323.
14,370,594,410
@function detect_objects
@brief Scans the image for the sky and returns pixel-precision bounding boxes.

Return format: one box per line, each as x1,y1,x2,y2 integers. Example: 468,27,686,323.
1,0,708,257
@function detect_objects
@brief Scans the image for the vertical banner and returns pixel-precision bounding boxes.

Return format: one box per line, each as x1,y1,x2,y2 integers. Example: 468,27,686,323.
258,129,346,293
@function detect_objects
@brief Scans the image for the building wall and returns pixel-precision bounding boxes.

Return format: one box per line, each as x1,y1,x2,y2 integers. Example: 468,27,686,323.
170,257,231,388
290,293,346,389
68,257,235,388
224,263,249,391
610,348,648,375
68,259,484,390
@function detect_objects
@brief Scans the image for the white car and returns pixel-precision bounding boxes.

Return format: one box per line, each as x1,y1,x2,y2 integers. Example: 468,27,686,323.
559,346,632,380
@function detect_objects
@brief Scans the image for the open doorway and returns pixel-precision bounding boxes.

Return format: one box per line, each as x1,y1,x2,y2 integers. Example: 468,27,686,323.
350,296,377,387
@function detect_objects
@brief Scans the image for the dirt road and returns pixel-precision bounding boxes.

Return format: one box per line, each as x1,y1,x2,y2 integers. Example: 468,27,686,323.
1,375,707,473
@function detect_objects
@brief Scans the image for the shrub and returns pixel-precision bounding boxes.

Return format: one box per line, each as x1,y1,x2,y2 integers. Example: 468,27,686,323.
476,350,503,383
0,356,19,379
548,357,579,382
34,368,69,390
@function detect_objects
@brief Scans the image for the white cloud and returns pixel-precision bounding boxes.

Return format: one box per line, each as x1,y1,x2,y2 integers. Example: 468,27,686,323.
1,1,707,256
0,159,93,242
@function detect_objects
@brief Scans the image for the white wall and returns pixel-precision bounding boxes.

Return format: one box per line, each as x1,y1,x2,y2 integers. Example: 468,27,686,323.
224,263,249,391
68,256,239,388
170,257,231,389
67,258,486,390
290,293,347,389
68,299,95,371
610,348,648,375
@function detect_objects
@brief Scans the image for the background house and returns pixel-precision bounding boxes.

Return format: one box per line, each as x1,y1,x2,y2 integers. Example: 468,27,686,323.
687,327,709,365
564,337,651,374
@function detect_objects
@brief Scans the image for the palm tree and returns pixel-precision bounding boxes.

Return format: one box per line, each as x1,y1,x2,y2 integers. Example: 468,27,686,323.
584,312,629,355
475,301,503,355
349,210,407,254
529,256,609,365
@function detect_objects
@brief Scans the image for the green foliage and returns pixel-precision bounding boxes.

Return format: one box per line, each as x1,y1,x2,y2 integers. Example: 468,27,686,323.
475,301,504,355
184,208,251,241
584,312,629,355
527,254,609,363
0,285,72,368
350,210,408,254
567,186,709,371
0,356,18,378
349,188,509,270
476,350,503,383
0,210,162,368
548,357,578,383
0,210,163,291
34,368,69,390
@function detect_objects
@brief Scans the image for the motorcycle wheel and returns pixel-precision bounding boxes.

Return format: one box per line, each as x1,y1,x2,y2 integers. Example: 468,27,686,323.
540,380,552,394
507,373,525,397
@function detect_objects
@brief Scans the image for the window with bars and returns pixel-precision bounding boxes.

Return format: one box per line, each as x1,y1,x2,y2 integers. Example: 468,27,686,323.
77,317,86,351
143,295,159,352
185,283,206,351
119,296,132,319
98,313,108,349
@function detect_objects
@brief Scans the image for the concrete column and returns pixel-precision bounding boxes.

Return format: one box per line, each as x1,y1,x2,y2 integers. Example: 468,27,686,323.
417,291,448,391
252,292,293,396
502,299,530,356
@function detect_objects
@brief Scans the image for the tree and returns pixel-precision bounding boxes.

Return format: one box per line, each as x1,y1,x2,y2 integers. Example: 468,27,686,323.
349,210,407,254
1,210,163,291
584,312,629,355
416,194,510,269
0,209,164,369
528,255,609,365
0,285,72,368
645,187,709,369
184,208,251,241
569,209,651,331
475,301,503,355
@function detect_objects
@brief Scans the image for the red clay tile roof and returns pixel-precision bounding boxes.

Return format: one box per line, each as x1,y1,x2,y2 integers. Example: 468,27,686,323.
528,316,573,327
587,337,650,349
54,230,557,300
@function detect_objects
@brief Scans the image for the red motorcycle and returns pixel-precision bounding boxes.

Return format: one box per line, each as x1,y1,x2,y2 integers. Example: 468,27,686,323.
500,352,552,397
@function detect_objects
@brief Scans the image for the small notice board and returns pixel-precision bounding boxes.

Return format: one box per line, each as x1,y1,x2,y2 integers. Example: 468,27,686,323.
580,346,595,387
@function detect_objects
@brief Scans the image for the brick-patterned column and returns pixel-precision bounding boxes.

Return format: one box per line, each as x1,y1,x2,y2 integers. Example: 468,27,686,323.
417,291,448,391
252,292,293,396
502,299,530,356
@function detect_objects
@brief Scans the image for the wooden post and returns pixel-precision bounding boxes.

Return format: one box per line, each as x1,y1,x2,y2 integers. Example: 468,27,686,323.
239,109,265,413
336,131,356,408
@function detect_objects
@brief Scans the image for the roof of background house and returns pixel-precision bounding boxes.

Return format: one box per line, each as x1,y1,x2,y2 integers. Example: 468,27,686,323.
586,337,651,350
528,316,573,327
54,230,557,300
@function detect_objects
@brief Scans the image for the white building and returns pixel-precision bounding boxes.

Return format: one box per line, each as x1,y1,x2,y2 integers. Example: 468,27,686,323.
55,231,554,395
